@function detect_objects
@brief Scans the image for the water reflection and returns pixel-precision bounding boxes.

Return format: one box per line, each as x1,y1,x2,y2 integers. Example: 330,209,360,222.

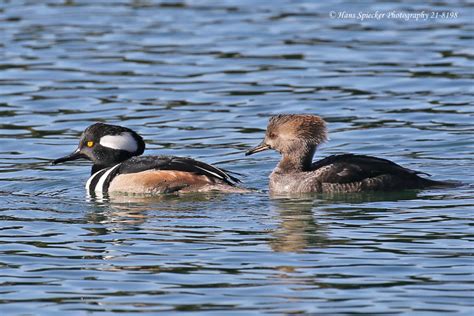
268,190,424,253
271,190,423,204
85,192,230,226
269,197,329,252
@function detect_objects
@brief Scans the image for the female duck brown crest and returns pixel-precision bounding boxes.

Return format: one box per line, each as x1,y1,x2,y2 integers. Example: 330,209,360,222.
268,114,327,146
246,114,327,156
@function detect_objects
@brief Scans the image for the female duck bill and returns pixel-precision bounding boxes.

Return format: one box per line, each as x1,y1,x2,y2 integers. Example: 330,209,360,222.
245,142,271,156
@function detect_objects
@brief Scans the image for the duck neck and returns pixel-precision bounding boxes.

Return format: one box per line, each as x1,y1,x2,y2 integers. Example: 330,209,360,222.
276,145,316,173
91,163,116,175
90,151,133,175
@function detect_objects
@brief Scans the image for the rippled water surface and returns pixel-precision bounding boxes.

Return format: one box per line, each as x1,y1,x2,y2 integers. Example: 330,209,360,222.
1,0,473,314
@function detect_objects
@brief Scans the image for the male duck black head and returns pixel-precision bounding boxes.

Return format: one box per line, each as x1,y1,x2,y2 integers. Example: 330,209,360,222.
53,123,145,174
53,123,246,196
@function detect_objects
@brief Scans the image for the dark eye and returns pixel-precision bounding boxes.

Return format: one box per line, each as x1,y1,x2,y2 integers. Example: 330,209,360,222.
268,132,276,139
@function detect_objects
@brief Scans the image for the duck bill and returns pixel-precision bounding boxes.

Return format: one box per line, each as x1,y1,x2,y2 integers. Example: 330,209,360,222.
52,148,87,165
245,142,271,156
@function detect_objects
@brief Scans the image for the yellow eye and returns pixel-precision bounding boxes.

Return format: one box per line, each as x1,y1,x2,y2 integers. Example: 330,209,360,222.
86,141,94,147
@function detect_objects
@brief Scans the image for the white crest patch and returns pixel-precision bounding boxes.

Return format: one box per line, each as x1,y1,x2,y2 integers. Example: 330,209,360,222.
99,132,138,152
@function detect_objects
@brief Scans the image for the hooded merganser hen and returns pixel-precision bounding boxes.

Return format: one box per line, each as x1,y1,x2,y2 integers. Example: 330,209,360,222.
246,114,452,194
52,123,245,195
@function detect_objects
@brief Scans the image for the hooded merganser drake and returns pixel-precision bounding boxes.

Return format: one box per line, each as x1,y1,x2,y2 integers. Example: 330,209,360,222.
52,123,246,195
246,114,453,194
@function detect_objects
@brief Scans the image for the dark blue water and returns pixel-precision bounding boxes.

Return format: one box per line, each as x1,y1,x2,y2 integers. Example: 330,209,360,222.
1,0,473,314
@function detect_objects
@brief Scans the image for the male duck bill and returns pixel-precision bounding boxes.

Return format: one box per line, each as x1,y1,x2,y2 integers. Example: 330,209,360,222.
246,114,455,194
52,123,245,195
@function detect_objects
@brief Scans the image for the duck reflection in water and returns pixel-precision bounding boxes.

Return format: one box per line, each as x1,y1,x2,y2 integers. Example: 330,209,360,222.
85,193,226,228
268,190,424,253
269,197,329,253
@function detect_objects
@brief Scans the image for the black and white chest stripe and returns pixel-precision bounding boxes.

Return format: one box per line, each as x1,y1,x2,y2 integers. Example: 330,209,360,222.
85,163,121,195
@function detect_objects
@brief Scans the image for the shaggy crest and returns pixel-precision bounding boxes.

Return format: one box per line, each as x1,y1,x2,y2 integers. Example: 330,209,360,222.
267,114,328,145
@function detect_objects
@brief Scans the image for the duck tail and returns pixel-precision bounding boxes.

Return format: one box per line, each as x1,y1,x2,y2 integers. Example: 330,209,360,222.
418,177,460,188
